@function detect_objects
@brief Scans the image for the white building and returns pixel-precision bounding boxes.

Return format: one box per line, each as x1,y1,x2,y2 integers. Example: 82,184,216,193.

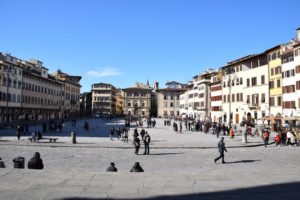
210,70,223,122
282,42,296,118
222,53,269,125
91,83,116,115
186,69,214,121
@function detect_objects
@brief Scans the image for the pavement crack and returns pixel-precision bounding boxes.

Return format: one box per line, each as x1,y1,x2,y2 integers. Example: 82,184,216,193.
192,180,196,193
59,179,68,185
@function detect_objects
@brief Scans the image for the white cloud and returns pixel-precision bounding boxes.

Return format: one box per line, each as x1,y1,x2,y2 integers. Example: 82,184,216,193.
86,67,122,78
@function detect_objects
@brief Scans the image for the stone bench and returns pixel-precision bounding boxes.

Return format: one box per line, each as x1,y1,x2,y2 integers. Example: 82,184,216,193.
28,137,59,143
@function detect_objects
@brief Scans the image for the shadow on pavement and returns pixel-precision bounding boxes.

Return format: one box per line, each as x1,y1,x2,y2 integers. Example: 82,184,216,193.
147,152,184,156
224,159,261,164
60,181,300,200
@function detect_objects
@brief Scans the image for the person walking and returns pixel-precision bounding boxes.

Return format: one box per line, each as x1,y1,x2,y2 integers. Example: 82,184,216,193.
16,124,23,141
275,132,281,147
143,132,151,154
110,128,115,141
214,137,227,164
28,152,44,170
134,137,140,155
263,129,270,147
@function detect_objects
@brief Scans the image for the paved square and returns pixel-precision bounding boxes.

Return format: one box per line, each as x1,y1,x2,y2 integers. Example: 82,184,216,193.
1,118,300,199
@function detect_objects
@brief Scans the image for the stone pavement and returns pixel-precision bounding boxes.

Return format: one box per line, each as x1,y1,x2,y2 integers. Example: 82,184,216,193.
0,118,300,200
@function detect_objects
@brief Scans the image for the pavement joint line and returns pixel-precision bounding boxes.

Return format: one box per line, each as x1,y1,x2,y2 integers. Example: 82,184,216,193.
0,142,270,149
0,169,14,178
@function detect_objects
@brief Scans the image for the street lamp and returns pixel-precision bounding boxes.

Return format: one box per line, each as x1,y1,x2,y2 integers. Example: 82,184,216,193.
4,68,14,124
225,67,237,128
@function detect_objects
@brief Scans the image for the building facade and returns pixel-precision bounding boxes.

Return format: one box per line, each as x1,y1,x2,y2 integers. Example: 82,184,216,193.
53,70,81,118
115,89,124,116
210,70,223,122
266,45,283,117
91,83,116,116
156,81,186,118
122,82,151,117
80,92,92,117
0,53,81,125
186,70,214,120
222,53,269,125
0,53,24,124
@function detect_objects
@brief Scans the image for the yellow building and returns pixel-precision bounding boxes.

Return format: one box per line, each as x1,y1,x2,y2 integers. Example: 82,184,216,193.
115,89,123,116
265,45,283,117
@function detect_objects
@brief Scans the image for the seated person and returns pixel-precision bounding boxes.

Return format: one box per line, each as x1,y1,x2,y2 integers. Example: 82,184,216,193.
130,162,144,172
0,157,6,168
106,162,117,172
28,152,44,170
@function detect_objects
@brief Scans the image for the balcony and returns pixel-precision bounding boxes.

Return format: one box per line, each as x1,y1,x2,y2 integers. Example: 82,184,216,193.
248,103,260,110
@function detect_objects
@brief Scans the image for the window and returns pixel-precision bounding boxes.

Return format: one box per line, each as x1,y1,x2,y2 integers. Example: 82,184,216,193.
232,94,235,102
283,85,295,93
223,95,226,103
296,65,300,73
251,77,257,86
261,93,265,103
261,75,265,85
291,69,295,76
295,48,300,57
275,66,281,74
277,97,281,106
240,78,243,85
127,102,131,107
247,95,250,104
271,68,274,75
283,101,296,108
247,79,250,87
164,95,167,100
270,97,275,106
296,81,300,90
277,79,281,88
252,94,259,105
170,102,173,107
269,81,274,89
164,102,168,107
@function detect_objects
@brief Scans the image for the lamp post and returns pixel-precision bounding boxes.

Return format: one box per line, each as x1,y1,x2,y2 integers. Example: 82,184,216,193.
225,67,238,129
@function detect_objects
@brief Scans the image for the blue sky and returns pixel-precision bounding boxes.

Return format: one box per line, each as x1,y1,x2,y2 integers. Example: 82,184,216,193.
0,0,299,92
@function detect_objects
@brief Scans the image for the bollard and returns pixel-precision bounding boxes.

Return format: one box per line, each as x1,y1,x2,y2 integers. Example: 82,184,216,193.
13,156,25,169
71,132,77,144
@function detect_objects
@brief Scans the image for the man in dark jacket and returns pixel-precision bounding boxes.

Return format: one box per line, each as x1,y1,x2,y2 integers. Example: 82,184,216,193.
130,162,144,172
214,137,227,164
28,152,44,169
106,162,117,172
143,132,151,154
134,137,140,155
